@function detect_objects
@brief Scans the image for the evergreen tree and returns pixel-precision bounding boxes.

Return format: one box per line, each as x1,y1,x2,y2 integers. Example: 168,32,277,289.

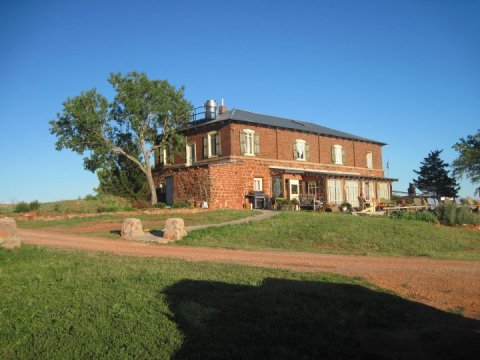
413,150,459,198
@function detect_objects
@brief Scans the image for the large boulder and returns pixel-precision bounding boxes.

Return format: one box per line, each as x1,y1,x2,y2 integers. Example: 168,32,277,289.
121,218,144,240
0,217,22,249
163,218,187,241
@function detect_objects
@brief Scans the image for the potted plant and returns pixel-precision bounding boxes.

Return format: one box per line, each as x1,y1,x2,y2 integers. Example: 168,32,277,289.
275,198,294,211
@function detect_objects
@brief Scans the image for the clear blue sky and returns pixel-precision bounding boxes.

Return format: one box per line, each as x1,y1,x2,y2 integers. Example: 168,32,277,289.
1,0,479,203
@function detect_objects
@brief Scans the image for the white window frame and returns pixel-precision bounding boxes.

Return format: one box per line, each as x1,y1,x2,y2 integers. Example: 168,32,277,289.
242,129,255,156
366,151,373,169
307,181,318,196
186,143,196,166
327,178,343,205
363,181,374,201
377,182,391,200
253,178,263,191
207,131,220,158
333,145,343,165
159,147,170,165
295,139,306,161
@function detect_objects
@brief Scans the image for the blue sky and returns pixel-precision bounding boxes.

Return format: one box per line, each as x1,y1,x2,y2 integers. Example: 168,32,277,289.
1,0,479,203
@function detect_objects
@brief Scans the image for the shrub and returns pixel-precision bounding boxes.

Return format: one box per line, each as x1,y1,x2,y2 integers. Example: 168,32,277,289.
390,210,438,223
132,199,150,209
274,197,289,205
29,200,40,211
154,202,167,209
173,201,190,209
437,204,479,226
84,194,97,201
96,194,134,213
14,202,30,213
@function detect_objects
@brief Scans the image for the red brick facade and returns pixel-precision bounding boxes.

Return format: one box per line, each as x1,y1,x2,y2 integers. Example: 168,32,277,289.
154,119,393,209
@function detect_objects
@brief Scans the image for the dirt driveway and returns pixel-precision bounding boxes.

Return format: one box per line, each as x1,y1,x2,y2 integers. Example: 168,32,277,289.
18,228,480,319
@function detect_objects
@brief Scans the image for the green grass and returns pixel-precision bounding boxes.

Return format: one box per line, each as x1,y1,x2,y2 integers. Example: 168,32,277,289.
1,247,478,359
16,210,260,231
180,212,480,260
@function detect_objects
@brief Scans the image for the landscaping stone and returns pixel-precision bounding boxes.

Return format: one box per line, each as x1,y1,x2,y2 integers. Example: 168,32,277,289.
121,218,144,239
0,217,22,249
163,218,187,241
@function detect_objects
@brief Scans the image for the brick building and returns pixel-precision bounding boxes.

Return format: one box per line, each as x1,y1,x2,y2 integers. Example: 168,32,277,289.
154,100,395,209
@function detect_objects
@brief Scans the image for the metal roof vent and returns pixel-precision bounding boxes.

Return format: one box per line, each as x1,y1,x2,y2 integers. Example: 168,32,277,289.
204,99,217,120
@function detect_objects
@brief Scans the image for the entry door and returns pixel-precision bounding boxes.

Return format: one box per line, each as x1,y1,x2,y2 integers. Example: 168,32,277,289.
165,176,174,206
289,179,300,201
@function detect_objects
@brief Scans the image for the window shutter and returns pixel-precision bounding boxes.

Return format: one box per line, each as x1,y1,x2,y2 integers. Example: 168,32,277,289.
305,143,310,161
341,147,346,164
254,133,260,155
331,146,335,163
240,132,246,154
215,133,221,156
203,136,208,158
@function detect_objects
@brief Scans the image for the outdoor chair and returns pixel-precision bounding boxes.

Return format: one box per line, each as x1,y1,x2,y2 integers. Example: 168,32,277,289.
454,198,462,206
427,198,438,210
413,198,423,207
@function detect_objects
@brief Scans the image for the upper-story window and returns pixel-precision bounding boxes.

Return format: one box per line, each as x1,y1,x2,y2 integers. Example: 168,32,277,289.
186,143,196,166
294,139,309,161
331,144,345,165
240,129,260,156
203,131,221,158
159,146,171,165
366,151,373,169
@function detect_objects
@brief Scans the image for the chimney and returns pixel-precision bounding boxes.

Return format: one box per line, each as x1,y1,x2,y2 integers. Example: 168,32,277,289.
204,99,217,120
218,98,227,115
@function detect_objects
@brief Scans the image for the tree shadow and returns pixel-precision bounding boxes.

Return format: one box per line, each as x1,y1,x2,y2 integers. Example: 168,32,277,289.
164,278,480,359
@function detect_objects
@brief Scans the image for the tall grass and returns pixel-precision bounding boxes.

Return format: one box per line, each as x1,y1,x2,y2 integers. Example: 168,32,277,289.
437,204,480,226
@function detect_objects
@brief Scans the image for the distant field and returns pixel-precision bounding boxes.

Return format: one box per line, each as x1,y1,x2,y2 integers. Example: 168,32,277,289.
1,247,478,359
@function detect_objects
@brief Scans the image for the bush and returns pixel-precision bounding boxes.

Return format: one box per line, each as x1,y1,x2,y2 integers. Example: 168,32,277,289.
84,194,97,201
437,204,479,226
29,200,40,211
154,202,167,209
131,199,150,209
172,201,190,209
274,197,289,205
390,210,438,223
14,202,31,213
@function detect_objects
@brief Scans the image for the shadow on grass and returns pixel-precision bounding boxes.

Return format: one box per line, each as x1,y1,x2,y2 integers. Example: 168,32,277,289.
164,278,480,359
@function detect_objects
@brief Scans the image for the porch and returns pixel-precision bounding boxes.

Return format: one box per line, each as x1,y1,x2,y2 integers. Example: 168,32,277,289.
269,166,395,211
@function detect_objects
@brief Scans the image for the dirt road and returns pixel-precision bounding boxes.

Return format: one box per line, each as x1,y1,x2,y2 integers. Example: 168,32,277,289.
18,228,480,319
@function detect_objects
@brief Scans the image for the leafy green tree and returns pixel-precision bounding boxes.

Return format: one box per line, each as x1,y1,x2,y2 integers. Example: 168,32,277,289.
413,150,459,198
49,72,192,205
452,130,480,195
96,134,149,200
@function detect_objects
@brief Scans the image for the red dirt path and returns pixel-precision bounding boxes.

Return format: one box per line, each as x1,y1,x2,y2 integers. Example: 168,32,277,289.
18,228,480,319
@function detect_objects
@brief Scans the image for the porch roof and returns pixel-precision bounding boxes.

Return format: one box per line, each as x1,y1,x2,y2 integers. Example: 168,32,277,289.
268,166,398,181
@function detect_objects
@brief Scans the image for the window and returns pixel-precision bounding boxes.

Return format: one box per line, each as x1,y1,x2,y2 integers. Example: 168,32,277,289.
332,145,345,165
186,143,196,166
203,131,221,158
253,178,263,191
159,147,171,165
327,179,343,205
363,181,374,201
377,182,390,200
294,139,309,160
366,151,373,169
240,130,260,156
307,181,318,196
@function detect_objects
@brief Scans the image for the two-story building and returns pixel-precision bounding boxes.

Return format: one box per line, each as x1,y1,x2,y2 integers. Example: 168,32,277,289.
154,100,395,209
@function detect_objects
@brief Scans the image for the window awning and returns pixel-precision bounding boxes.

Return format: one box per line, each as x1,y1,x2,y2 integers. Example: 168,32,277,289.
268,166,397,181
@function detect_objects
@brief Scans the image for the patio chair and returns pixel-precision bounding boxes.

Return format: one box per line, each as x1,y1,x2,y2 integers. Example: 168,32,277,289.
427,198,438,210
413,198,423,207
454,198,462,206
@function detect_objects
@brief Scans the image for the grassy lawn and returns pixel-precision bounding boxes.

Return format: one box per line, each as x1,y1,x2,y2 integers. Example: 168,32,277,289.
1,247,478,359
16,210,259,237
180,212,480,260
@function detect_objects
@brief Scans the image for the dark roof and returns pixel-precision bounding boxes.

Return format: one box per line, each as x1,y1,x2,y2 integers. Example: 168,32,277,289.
187,108,386,145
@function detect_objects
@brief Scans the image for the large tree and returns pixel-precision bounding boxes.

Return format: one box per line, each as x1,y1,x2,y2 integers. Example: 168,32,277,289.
413,149,459,198
452,129,480,196
49,72,192,205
